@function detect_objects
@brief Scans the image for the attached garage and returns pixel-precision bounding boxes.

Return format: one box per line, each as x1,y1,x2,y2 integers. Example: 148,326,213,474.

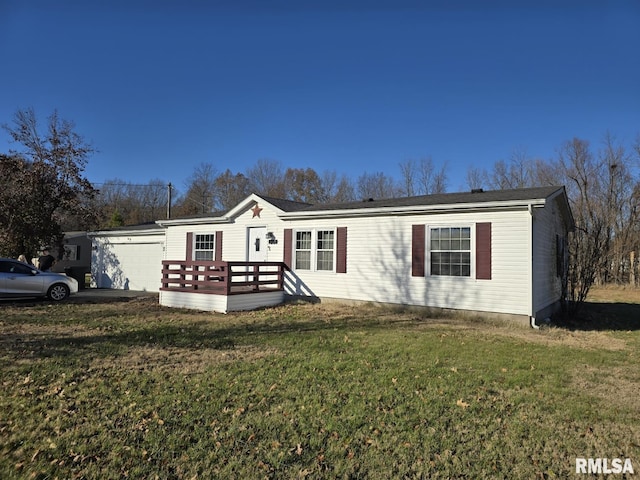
89,224,165,292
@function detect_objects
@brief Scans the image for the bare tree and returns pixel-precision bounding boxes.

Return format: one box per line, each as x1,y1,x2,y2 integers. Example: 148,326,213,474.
357,171,400,200
213,169,252,211
139,180,167,223
557,138,614,315
465,166,488,190
417,157,448,194
96,179,129,226
399,157,448,196
599,133,639,284
398,159,417,196
319,170,355,203
284,167,323,203
174,163,219,216
1,109,97,258
95,179,168,227
246,158,285,198
486,148,538,189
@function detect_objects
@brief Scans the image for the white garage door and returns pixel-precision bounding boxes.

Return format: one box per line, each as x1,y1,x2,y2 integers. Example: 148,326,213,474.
94,240,164,292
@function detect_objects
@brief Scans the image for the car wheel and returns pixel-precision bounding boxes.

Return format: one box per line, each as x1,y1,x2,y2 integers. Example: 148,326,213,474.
48,283,70,301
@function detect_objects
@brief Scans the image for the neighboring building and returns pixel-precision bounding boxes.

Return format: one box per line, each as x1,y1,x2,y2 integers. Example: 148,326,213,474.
50,231,92,288
144,186,573,324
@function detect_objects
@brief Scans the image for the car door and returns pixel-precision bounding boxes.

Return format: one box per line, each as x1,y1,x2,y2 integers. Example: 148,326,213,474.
0,261,44,296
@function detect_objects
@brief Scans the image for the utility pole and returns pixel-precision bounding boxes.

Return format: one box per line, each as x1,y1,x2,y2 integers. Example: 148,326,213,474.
167,182,172,219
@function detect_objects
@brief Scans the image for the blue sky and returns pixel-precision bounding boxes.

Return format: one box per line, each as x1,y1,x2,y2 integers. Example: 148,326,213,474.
1,0,639,195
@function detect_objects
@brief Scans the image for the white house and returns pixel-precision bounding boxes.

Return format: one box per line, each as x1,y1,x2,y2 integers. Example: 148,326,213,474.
150,185,573,325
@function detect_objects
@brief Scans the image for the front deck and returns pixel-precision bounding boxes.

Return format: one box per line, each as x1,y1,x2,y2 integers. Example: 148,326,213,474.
159,260,286,313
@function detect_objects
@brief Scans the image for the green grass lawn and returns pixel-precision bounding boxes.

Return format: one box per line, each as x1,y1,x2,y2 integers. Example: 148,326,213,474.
1,289,639,479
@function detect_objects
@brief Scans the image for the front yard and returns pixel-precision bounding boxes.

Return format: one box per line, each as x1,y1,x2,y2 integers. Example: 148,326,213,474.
1,287,638,478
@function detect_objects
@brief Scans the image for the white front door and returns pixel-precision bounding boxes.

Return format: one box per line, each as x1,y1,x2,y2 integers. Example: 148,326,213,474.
247,227,267,262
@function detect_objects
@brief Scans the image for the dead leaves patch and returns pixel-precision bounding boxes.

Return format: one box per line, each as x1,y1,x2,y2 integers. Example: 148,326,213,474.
90,345,279,375
571,364,640,415
1,315,278,374
269,302,630,351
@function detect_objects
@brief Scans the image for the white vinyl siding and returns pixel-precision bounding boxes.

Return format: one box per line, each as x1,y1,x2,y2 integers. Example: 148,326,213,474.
160,289,284,313
283,210,532,316
163,202,284,265
532,196,567,316
160,193,566,318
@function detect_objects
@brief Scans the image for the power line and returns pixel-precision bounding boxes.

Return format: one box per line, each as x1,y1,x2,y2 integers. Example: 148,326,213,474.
92,182,169,187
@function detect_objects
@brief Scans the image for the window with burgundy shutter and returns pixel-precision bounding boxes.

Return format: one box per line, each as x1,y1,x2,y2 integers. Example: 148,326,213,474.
415,223,492,279
429,227,472,277
187,232,219,261
285,228,346,273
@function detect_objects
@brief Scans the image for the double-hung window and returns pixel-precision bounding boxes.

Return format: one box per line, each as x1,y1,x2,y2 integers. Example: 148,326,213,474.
294,229,335,271
295,231,312,270
193,233,215,261
430,227,471,277
316,230,335,271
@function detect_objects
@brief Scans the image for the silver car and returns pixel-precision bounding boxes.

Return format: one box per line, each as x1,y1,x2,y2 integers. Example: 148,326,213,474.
0,258,79,301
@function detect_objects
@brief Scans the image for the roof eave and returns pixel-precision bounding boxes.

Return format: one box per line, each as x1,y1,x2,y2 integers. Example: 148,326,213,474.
88,227,166,237
279,198,548,219
155,216,230,227
225,193,286,218
546,186,576,231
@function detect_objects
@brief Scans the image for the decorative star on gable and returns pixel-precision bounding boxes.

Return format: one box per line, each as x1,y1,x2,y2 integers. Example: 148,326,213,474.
251,204,263,218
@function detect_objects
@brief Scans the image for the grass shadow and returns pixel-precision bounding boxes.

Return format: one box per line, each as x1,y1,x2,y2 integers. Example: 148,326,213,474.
557,301,640,331
0,301,444,367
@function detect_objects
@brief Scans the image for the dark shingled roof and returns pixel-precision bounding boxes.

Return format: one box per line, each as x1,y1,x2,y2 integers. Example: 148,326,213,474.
146,187,568,224
259,195,313,212
298,185,565,212
96,221,164,232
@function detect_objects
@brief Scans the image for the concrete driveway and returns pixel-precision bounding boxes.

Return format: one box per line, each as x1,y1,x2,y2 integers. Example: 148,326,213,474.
70,289,158,303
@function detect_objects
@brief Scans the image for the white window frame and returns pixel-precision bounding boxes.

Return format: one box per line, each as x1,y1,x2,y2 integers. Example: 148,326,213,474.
193,232,216,261
316,229,335,271
293,228,336,273
427,225,474,278
294,230,313,270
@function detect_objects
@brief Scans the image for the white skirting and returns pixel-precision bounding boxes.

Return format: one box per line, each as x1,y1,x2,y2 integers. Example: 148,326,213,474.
159,290,284,313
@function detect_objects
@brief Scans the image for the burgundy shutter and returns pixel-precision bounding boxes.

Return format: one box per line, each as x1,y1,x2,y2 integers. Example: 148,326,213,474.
283,229,292,268
186,232,193,260
215,231,223,261
411,224,425,277
476,222,492,280
336,227,347,274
